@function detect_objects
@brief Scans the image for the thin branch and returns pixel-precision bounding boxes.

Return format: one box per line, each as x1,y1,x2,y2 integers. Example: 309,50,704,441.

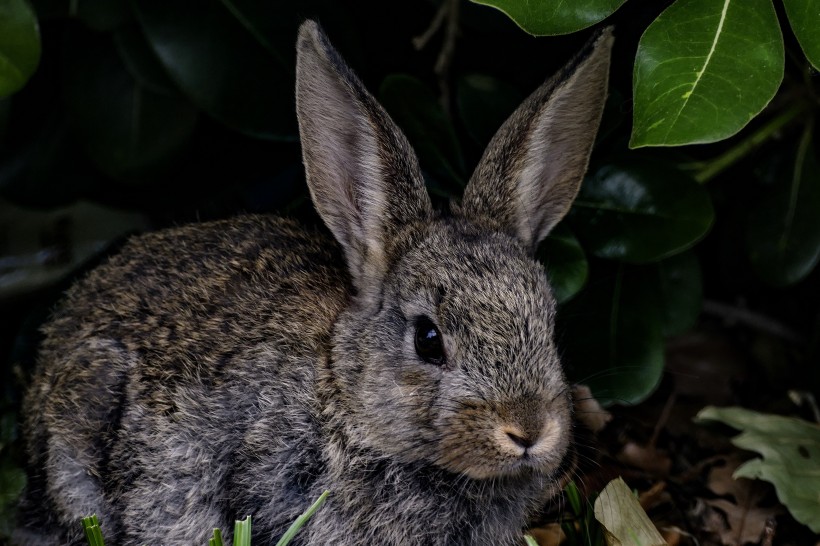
701,299,804,345
413,0,461,117
693,103,808,184
412,2,448,51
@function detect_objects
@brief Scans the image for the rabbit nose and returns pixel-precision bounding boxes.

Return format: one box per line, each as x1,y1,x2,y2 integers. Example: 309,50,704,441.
505,430,535,449
498,425,539,455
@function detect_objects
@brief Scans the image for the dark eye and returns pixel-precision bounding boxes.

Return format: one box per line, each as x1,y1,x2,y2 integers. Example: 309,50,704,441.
414,316,446,365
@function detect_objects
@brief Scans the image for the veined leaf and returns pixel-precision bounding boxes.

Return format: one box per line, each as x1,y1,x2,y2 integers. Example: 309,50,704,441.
134,0,296,140
559,264,665,405
570,161,714,264
637,251,702,337
62,28,198,178
746,122,820,286
783,0,820,70
0,0,41,97
696,406,820,533
469,0,626,36
538,224,588,304
594,478,666,546
631,0,784,147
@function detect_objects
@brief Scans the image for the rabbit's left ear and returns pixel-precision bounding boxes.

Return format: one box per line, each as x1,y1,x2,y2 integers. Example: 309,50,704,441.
460,29,613,253
296,21,433,294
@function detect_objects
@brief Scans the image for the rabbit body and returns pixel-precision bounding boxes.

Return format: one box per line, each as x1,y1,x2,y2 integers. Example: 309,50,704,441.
16,20,613,546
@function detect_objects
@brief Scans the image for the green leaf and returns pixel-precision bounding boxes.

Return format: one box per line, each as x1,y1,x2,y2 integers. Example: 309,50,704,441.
70,0,131,32
639,251,703,337
537,224,588,304
133,0,296,140
379,74,465,191
0,0,41,97
469,0,626,36
696,406,820,533
783,0,820,70
456,74,522,146
0,459,26,537
630,0,784,147
115,25,178,95
564,481,584,516
62,28,198,178
593,477,666,546
559,264,665,405
746,122,820,287
570,161,714,263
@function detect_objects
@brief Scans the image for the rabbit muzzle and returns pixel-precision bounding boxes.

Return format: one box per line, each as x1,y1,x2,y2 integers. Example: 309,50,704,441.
434,391,572,480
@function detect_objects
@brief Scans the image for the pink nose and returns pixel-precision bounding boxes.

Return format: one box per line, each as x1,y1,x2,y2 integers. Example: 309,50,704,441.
505,430,535,449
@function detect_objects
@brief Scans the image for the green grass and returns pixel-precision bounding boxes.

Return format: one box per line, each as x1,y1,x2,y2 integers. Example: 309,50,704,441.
82,491,330,546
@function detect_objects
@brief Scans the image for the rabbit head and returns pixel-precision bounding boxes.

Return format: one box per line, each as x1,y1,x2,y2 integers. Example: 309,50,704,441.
296,21,611,481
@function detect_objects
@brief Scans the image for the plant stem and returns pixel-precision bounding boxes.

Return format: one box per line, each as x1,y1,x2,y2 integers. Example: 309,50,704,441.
694,103,809,184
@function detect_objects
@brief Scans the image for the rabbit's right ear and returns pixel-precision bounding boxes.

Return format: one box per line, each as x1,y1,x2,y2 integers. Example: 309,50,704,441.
460,29,613,253
296,21,433,295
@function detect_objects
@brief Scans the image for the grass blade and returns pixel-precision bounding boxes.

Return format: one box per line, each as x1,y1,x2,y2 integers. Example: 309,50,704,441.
209,527,224,546
275,491,330,546
233,515,251,546
81,515,105,546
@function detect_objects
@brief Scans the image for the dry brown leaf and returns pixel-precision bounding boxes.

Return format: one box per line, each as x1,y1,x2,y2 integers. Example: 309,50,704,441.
699,458,783,546
573,384,612,433
617,442,672,477
665,332,746,403
703,498,779,546
659,526,682,546
638,481,669,511
594,477,667,546
527,523,564,546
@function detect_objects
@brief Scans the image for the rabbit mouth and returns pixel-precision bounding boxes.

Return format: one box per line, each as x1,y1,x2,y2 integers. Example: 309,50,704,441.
435,424,572,480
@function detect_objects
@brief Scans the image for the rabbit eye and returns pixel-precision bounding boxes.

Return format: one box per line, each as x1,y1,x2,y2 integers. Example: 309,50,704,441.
414,316,446,365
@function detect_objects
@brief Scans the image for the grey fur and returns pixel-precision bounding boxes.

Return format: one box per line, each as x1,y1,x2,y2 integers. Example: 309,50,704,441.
15,20,612,546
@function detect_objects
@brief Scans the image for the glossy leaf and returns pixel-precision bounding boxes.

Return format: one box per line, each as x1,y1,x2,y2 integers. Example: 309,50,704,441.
379,74,465,190
783,0,820,70
630,251,702,337
0,0,41,97
538,224,588,304
71,0,131,31
696,406,820,532
559,264,665,405
456,73,522,146
0,199,148,300
746,123,820,286
469,0,626,36
63,29,198,178
631,0,784,147
114,26,178,95
134,0,296,140
570,161,714,263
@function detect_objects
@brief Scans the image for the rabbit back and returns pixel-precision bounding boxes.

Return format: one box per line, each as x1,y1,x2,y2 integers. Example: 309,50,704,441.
17,215,349,544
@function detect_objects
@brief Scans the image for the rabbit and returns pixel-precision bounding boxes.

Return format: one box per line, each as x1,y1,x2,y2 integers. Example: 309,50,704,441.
14,19,612,546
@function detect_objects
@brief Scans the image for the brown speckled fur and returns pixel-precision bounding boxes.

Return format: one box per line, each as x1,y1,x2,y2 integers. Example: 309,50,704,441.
15,21,612,546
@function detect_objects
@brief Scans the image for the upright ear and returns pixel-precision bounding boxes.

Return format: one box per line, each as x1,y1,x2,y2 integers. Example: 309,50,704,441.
460,29,614,253
296,20,433,293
